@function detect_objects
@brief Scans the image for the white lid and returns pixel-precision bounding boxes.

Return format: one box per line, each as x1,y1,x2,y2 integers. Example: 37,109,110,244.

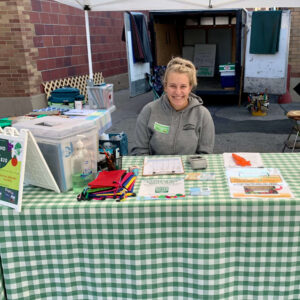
13,116,97,140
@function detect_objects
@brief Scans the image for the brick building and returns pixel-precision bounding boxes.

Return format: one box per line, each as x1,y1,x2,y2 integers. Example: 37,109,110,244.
0,0,128,116
0,1,300,116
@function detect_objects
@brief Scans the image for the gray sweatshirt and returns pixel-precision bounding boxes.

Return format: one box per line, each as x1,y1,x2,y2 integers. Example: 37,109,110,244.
131,93,215,155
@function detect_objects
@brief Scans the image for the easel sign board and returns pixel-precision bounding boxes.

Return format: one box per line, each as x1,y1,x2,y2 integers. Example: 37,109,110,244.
0,127,27,212
0,127,60,212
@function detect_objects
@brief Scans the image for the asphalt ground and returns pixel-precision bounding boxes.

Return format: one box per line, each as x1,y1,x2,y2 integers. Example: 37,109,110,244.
106,89,300,154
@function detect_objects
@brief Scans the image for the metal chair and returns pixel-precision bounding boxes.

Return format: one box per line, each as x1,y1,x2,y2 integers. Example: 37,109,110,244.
282,110,300,152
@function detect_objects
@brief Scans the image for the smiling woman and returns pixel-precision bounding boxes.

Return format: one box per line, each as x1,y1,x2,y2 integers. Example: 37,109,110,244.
131,57,215,155
163,57,197,111
165,72,192,111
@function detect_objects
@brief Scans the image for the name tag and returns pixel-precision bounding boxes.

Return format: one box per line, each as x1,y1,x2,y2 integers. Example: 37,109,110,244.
154,122,170,134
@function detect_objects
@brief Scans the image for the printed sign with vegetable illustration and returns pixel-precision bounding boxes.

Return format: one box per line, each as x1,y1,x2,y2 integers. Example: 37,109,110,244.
0,138,24,205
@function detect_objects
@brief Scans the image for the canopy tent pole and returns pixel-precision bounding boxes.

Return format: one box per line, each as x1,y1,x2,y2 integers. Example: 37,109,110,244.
84,5,94,81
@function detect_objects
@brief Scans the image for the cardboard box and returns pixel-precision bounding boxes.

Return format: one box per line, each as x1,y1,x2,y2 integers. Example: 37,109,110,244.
185,18,198,26
215,16,229,25
13,116,98,192
200,17,214,25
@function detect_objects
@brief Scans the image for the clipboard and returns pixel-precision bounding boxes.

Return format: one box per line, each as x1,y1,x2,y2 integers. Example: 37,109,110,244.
142,157,184,176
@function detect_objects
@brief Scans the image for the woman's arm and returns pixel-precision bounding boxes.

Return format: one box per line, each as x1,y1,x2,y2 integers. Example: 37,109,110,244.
196,107,215,154
131,105,152,155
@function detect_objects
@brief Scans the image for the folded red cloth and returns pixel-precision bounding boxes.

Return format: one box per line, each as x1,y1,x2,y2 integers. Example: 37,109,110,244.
88,170,126,189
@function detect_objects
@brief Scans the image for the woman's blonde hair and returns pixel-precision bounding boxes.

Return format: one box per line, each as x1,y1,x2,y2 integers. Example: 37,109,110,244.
163,57,197,89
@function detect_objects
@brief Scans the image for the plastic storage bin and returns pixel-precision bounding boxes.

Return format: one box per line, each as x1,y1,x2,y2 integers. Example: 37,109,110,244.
13,116,98,192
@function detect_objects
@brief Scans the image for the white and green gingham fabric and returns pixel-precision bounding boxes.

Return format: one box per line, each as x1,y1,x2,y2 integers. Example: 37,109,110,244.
1,153,300,300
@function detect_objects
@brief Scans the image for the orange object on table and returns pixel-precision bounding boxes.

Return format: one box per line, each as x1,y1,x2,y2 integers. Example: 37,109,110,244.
232,153,251,167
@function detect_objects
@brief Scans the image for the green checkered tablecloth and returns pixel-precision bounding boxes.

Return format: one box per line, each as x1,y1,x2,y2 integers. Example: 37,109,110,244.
1,153,300,300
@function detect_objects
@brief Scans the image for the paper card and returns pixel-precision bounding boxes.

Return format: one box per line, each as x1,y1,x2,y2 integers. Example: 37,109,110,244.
223,152,264,168
185,172,215,181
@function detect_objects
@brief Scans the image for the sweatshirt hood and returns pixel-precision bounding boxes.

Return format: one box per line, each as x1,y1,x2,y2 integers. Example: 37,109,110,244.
161,92,203,113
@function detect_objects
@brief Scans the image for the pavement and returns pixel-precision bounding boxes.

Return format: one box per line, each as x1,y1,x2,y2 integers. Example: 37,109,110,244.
106,89,300,154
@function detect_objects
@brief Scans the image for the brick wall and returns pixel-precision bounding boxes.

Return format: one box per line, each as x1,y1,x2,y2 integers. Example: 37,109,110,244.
31,0,127,83
289,8,300,77
1,2,300,100
0,0,42,97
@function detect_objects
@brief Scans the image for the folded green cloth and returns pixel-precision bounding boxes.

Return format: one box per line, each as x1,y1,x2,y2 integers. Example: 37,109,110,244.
250,11,282,54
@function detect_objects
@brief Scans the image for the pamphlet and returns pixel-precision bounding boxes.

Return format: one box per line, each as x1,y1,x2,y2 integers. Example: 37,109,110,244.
137,178,185,199
226,168,293,199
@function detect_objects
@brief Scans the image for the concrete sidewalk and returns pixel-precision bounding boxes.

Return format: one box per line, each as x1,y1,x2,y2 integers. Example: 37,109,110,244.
107,89,300,154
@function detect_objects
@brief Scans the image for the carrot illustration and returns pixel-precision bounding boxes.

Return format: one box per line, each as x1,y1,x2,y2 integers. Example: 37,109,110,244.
232,153,251,167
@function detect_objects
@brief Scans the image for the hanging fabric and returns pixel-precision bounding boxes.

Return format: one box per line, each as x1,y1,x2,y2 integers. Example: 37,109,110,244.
250,11,282,54
127,12,153,63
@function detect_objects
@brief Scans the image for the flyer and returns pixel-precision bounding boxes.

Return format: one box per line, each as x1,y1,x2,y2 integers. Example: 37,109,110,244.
226,168,293,199
137,178,185,199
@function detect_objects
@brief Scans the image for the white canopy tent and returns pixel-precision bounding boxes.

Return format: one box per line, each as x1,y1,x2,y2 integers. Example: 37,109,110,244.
53,0,300,11
53,0,300,80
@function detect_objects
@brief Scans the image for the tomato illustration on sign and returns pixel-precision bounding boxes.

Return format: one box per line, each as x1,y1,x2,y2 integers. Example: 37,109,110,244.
11,156,18,167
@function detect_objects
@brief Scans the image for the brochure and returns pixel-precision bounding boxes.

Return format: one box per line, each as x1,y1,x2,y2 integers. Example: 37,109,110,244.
137,178,185,199
226,168,293,199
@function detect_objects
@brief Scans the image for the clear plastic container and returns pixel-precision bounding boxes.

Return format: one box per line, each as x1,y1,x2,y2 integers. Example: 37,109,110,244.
13,116,98,192
71,136,95,194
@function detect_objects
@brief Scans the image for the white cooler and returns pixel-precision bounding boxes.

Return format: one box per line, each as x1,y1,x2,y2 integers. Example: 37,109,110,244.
13,116,98,192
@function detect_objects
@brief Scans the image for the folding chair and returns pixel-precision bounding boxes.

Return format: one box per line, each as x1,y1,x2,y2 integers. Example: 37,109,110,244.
282,110,300,152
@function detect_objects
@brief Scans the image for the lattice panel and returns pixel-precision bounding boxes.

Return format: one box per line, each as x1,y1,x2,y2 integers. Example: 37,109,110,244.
42,72,105,100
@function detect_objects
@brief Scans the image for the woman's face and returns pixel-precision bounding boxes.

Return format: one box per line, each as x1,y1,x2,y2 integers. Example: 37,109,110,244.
165,71,192,111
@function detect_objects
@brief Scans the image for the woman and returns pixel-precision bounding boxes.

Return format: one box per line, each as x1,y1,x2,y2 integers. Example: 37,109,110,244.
131,57,215,155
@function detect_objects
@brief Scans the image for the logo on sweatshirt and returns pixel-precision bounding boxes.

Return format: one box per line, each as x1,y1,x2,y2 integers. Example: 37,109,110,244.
154,122,170,134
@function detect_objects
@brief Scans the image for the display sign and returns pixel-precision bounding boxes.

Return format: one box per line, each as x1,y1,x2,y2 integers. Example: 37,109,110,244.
0,127,27,212
0,127,59,212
